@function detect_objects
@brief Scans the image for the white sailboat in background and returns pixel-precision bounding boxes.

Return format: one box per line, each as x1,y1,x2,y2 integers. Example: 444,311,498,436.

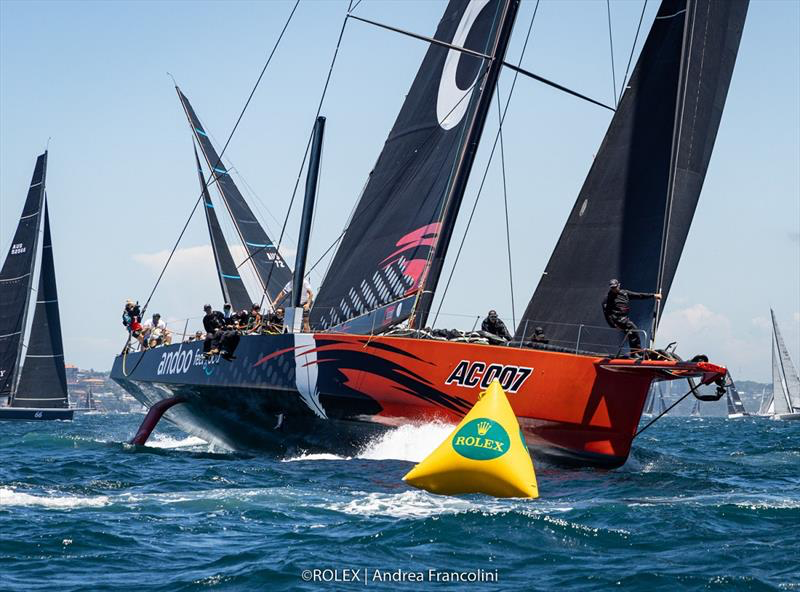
768,309,800,420
643,382,668,418
757,387,774,417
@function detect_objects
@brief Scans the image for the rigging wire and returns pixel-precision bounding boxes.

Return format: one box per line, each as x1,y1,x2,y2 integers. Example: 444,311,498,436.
496,82,515,331
302,70,489,289
122,1,300,374
140,0,300,317
606,0,618,106
253,0,488,307
250,0,354,311
619,0,648,104
431,0,540,328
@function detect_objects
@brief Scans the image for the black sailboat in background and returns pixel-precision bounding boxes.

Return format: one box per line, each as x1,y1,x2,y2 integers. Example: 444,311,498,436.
0,152,72,420
725,377,748,418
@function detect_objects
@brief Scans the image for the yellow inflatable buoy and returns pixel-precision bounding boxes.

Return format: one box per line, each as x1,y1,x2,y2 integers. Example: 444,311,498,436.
403,379,538,498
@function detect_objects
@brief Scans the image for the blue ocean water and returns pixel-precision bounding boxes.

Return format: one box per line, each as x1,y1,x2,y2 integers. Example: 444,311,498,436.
1,414,798,591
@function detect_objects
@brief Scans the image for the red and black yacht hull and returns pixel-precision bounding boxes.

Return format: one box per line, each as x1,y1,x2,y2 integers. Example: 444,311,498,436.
110,333,725,468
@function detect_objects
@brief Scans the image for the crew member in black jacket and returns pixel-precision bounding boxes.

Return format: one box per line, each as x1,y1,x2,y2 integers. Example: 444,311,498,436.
202,304,225,355
481,310,512,341
602,279,661,355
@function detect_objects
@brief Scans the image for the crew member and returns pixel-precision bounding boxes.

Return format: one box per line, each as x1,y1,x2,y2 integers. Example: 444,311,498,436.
602,278,661,355
222,303,234,320
274,278,314,332
202,304,225,355
263,307,283,333
217,317,240,361
122,300,141,333
481,310,512,341
234,309,250,331
141,313,171,347
532,326,549,345
247,303,263,333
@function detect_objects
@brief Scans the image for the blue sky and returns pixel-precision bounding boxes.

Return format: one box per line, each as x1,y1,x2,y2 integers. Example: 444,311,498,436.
1,0,798,382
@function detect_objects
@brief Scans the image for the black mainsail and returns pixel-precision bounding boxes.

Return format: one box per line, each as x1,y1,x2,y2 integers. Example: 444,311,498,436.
516,0,748,353
0,152,47,398
177,87,292,304
194,145,252,312
312,0,518,333
12,202,69,409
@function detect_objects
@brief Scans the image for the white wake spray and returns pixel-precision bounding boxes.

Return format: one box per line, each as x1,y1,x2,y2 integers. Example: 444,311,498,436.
357,422,456,462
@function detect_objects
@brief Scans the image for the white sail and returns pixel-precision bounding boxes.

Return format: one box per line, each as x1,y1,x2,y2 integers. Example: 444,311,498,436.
643,385,655,417
657,383,668,415
772,309,800,412
757,389,772,416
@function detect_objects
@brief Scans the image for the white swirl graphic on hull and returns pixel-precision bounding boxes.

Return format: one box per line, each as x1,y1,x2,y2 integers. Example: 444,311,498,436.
294,334,327,419
436,0,491,130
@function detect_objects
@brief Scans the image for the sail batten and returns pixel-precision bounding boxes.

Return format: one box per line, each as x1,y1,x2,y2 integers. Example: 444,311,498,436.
12,201,69,408
176,87,292,304
194,145,252,312
0,152,47,398
312,0,516,334
515,0,748,353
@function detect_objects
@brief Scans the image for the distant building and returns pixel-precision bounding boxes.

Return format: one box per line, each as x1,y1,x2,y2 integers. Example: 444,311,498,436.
65,363,144,412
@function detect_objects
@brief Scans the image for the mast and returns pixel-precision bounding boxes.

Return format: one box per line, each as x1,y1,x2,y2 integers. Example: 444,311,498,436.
411,0,519,329
0,152,47,400
13,200,69,409
194,144,252,311
285,116,325,333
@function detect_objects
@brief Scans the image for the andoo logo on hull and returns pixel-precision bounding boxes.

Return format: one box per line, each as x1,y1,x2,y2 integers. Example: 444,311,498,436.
445,360,532,393
156,347,217,376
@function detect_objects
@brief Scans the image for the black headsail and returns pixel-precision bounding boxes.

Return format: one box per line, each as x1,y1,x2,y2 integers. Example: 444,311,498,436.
194,145,252,311
0,152,47,399
12,201,69,409
515,0,748,353
176,87,292,304
312,0,518,333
